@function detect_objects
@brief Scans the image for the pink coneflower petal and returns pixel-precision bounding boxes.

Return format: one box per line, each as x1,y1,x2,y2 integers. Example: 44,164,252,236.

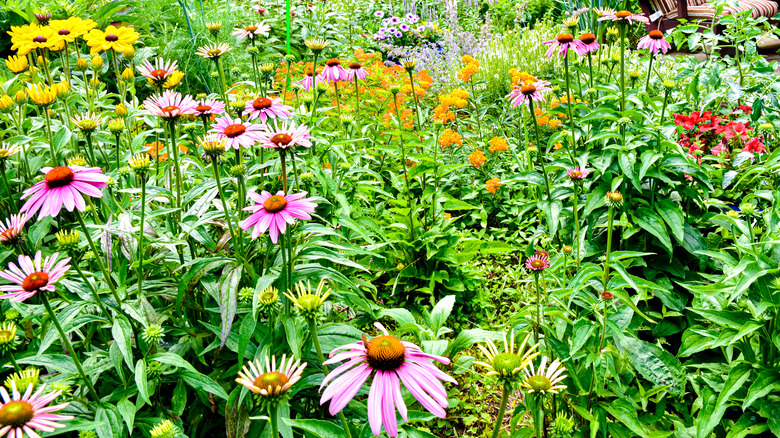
20,166,108,220
239,190,316,244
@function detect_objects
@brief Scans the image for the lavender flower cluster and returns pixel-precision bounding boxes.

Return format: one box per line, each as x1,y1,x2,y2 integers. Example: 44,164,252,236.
373,11,440,46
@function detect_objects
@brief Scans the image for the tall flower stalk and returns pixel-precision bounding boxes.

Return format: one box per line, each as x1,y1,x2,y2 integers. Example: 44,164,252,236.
128,155,151,297
526,255,550,344
567,167,589,267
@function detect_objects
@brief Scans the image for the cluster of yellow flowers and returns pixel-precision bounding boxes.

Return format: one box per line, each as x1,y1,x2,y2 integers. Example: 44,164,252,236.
468,150,487,168
433,88,470,123
509,68,537,87
438,128,463,148
488,137,509,153
486,177,501,194
458,55,480,83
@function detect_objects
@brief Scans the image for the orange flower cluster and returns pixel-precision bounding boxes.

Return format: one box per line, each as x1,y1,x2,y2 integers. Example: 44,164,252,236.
433,88,470,123
443,212,452,220
534,108,562,129
469,150,487,167
486,177,501,194
439,129,463,148
550,94,584,119
458,55,480,83
509,68,537,87
145,141,188,161
488,137,509,153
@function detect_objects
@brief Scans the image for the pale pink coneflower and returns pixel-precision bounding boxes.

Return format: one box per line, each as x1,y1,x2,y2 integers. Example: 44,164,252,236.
320,322,457,437
346,62,368,81
0,382,73,437
507,80,551,108
637,30,671,54
143,90,197,119
0,214,28,243
232,22,270,40
0,251,71,302
137,57,179,84
195,43,232,59
598,10,649,24
566,167,590,180
239,191,317,243
21,166,109,219
235,354,306,396
543,33,586,58
257,122,312,150
525,255,550,271
210,115,264,150
321,59,348,82
576,33,600,55
193,97,226,117
244,96,293,123
298,71,323,91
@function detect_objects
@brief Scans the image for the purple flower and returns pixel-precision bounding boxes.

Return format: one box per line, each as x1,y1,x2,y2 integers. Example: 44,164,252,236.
394,31,403,38
388,27,397,34
375,10,385,17
390,16,400,24
399,24,410,31
406,13,419,22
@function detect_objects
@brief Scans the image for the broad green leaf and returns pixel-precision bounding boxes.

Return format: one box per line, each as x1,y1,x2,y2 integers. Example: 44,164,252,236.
601,399,649,438
696,365,751,438
134,359,150,406
116,397,135,435
282,418,345,438
633,207,673,255
429,295,455,334
656,198,685,243
742,369,780,410
112,316,134,371
620,337,684,396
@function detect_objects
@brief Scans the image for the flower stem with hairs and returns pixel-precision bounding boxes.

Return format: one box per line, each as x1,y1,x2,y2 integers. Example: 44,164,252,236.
645,53,654,91
137,172,147,297
563,53,577,159
407,70,422,130
533,271,543,344
527,99,551,200
209,155,241,263
619,23,627,112
572,182,581,267
491,382,511,438
393,93,415,241
353,75,362,130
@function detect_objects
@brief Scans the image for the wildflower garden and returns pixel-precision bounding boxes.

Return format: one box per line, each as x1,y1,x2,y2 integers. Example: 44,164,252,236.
0,0,779,436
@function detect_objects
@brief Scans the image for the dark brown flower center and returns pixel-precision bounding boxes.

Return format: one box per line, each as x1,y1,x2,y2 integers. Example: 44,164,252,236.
195,105,212,113
45,166,74,188
271,133,292,146
520,84,537,95
649,30,663,39
0,401,35,428
33,36,48,43
326,58,341,67
570,171,583,178
530,260,546,269
252,97,273,110
22,272,49,292
556,33,574,44
349,62,362,69
253,371,288,391
580,33,596,44
616,10,632,18
264,195,288,213
601,290,614,300
223,124,246,138
105,34,119,42
58,29,71,35
150,69,168,79
364,335,405,371
245,25,259,32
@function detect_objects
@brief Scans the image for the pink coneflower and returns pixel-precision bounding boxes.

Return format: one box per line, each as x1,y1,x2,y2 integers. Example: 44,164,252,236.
567,167,589,179
210,115,264,150
598,10,649,23
193,97,225,116
235,354,306,396
346,62,368,81
320,322,456,437
257,122,312,150
195,42,232,59
0,382,73,437
0,251,71,302
143,90,197,119
239,191,316,243
507,81,551,108
321,59,348,82
231,22,270,40
0,214,27,243
298,71,323,91
637,30,671,54
21,166,109,219
577,33,600,54
244,97,293,123
543,33,586,58
525,255,549,271
137,57,179,85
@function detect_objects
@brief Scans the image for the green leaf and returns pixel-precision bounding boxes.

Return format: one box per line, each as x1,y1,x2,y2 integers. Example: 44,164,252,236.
379,308,417,326
539,200,563,240
742,369,780,410
445,329,502,359
633,207,673,255
150,352,229,399
219,265,242,349
429,295,455,334
134,359,151,406
601,399,649,438
282,418,345,438
237,315,256,368
116,397,135,435
696,365,751,438
112,316,134,371
620,337,685,396
656,199,685,243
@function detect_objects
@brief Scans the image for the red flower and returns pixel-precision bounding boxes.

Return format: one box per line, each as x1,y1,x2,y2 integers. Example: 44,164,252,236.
743,137,766,155
735,105,752,114
711,142,729,158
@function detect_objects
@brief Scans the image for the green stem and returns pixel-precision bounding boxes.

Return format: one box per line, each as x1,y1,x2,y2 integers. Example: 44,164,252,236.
70,254,113,323
210,155,241,262
491,382,511,438
41,294,101,404
620,24,626,113
534,272,543,344
572,182,581,268
354,75,361,130
268,405,279,438
76,210,120,303
6,353,20,373
645,53,654,91
137,174,146,297
563,54,576,160
527,99,551,201
602,205,615,292
407,70,422,130
43,109,56,165
280,149,288,193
